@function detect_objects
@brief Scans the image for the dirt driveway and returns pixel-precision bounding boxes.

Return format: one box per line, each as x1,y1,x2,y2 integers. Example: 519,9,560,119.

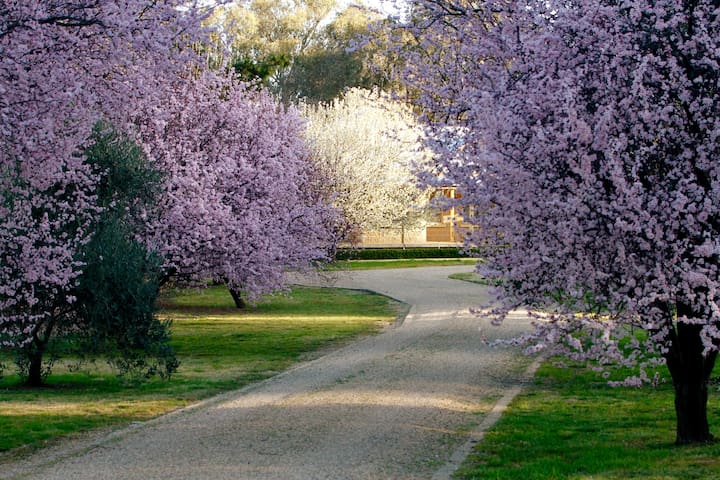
3,266,534,480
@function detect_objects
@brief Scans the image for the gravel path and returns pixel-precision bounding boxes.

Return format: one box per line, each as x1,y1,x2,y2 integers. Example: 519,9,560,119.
2,266,534,480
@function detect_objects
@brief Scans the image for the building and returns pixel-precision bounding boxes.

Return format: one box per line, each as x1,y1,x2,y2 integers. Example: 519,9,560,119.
351,186,472,247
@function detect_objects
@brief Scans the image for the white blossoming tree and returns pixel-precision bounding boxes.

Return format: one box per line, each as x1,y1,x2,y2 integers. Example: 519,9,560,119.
302,88,430,244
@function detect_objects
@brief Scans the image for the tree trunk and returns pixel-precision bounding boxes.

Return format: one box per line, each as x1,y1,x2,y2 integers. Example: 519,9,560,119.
666,303,717,445
228,287,247,309
673,374,712,444
25,350,44,387
23,316,57,387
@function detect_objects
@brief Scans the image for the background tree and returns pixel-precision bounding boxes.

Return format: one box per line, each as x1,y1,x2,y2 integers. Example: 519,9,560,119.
283,4,392,103
301,88,430,243
206,0,336,96
397,0,720,444
206,1,396,103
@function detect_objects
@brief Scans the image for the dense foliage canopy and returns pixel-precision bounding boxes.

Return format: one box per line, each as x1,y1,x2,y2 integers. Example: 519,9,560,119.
137,73,339,301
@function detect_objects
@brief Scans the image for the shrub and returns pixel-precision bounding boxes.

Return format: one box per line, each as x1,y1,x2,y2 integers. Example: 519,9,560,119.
335,247,470,260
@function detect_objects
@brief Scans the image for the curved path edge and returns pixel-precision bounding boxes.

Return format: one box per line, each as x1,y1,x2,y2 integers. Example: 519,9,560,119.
431,354,544,480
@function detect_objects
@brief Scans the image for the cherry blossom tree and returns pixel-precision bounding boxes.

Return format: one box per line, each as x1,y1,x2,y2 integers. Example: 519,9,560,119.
0,1,209,385
137,72,340,307
301,88,430,243
398,0,720,444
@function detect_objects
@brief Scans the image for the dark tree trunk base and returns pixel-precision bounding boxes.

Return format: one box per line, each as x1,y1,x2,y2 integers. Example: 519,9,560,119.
25,352,44,387
674,378,714,445
674,376,713,445
228,288,247,309
668,304,717,445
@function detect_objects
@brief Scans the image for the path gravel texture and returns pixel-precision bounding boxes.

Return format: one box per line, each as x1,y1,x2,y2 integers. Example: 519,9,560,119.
2,266,534,480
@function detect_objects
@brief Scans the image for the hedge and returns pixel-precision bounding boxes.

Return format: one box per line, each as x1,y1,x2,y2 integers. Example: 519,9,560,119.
335,247,472,260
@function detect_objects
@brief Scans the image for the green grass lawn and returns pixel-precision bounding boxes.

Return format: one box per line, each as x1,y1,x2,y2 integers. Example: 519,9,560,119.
0,285,405,457
454,361,720,480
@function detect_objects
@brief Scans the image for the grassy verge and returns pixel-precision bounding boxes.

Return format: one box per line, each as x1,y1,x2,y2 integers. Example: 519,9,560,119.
333,258,478,270
0,286,405,456
448,271,490,285
454,362,720,480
